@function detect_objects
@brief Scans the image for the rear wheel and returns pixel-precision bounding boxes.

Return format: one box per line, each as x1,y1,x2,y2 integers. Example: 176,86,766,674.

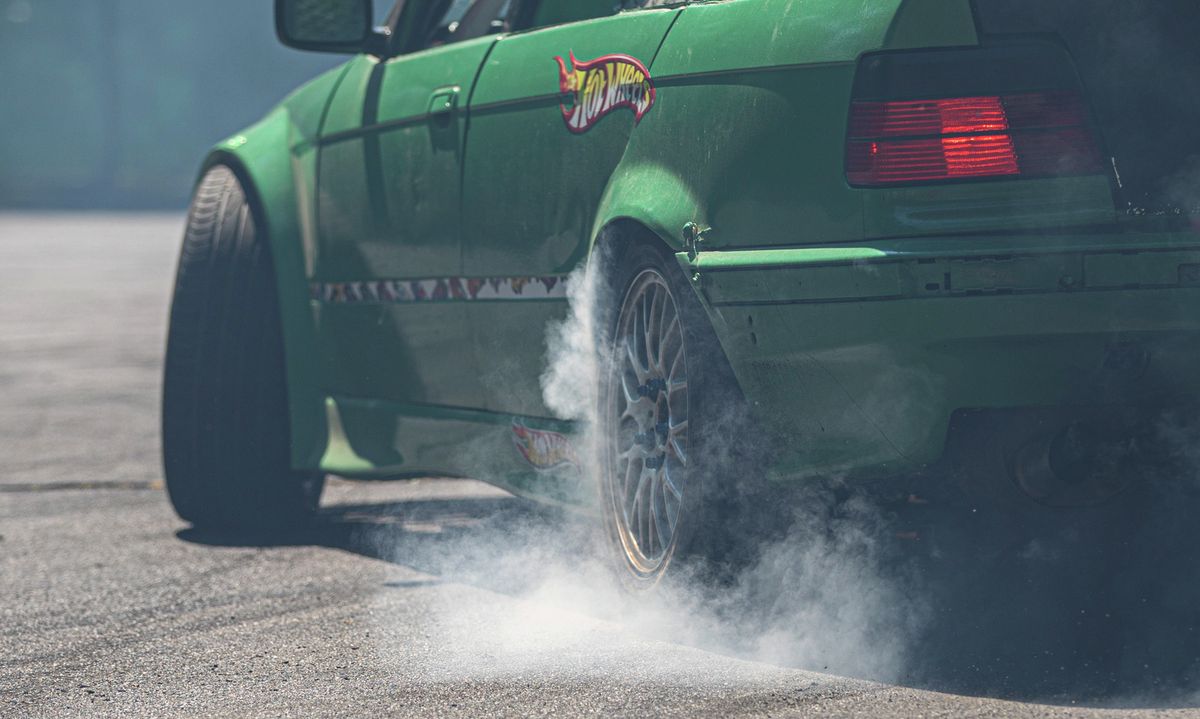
606,268,690,581
599,240,763,590
162,165,324,532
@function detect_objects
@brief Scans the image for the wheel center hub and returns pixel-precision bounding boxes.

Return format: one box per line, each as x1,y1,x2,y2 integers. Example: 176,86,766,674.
633,378,671,455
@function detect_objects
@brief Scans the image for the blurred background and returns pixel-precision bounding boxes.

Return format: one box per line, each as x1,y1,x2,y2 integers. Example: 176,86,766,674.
0,0,345,209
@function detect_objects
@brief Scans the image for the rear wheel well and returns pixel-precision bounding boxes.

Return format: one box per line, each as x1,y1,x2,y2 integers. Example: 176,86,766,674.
593,219,677,268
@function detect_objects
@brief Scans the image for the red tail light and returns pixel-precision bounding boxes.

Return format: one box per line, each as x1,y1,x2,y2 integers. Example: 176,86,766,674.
846,92,1104,187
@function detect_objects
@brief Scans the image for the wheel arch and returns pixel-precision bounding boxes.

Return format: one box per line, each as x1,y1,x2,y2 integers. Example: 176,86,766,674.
589,208,743,405
590,161,699,260
591,216,674,263
588,166,723,358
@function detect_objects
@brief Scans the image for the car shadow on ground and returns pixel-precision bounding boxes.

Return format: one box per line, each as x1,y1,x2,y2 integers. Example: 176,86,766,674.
178,492,582,598
901,475,1200,707
178,481,1200,709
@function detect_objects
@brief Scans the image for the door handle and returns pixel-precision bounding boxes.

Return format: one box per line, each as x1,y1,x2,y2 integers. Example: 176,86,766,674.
428,87,460,128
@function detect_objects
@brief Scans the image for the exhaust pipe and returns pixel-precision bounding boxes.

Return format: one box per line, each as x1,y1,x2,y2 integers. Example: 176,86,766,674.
1010,421,1145,506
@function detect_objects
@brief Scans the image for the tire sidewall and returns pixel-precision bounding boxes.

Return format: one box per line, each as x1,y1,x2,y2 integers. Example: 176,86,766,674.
162,165,323,532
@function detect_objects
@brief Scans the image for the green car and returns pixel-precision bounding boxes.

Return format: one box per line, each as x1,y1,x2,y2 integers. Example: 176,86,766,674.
163,0,1200,587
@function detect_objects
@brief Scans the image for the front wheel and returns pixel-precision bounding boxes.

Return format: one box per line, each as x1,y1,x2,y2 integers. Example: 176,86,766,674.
599,241,762,590
161,165,324,532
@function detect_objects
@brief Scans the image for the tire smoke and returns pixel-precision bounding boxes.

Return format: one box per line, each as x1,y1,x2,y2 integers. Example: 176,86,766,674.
367,246,928,687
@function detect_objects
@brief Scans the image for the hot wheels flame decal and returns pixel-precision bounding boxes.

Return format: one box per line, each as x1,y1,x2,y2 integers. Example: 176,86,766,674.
555,52,656,134
512,421,580,472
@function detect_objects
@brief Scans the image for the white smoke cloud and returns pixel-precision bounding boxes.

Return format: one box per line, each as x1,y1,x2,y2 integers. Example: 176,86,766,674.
539,257,606,427
363,243,1200,704
365,245,927,687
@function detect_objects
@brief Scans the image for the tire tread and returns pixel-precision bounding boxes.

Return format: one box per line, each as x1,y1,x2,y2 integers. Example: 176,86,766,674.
162,166,322,531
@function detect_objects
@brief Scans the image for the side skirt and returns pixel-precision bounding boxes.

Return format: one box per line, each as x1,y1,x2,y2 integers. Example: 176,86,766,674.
318,396,594,509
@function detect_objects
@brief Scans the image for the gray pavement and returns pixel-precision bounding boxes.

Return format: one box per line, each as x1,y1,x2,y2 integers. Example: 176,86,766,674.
2,214,1199,717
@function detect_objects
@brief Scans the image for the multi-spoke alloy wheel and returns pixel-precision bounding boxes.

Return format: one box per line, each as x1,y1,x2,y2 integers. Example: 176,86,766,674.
606,269,690,579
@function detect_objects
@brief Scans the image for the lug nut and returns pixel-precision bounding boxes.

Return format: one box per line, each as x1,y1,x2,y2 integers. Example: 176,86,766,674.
637,379,667,398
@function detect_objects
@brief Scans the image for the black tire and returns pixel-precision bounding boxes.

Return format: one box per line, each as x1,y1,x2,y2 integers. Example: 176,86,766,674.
597,237,768,590
162,165,324,532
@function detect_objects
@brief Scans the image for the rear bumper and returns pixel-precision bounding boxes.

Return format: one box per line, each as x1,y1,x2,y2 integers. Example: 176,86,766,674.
682,231,1200,481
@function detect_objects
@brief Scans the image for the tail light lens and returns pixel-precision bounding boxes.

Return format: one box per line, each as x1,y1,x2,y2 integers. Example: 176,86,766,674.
847,91,1104,187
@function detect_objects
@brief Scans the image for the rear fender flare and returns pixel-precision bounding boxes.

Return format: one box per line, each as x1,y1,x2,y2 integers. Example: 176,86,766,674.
589,162,737,358
590,161,700,258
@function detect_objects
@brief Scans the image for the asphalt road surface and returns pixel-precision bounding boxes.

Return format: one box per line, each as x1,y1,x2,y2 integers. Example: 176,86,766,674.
3,214,1200,718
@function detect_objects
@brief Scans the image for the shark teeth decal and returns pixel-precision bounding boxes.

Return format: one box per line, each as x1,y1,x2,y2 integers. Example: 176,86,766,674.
555,52,656,134
312,276,570,304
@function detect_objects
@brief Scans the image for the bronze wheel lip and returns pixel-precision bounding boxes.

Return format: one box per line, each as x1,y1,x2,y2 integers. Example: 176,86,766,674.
605,268,689,579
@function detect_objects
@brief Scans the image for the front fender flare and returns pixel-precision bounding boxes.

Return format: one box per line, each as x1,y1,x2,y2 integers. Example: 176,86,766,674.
195,109,327,470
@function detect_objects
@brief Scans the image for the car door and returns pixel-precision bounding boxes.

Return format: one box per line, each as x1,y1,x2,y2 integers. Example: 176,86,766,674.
461,1,683,417
313,0,514,409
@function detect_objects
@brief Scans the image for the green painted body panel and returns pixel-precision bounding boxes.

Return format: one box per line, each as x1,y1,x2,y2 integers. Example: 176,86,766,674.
314,39,499,408
323,395,587,505
863,177,1118,239
191,0,1200,506
463,9,682,417
686,231,1200,480
595,0,1112,253
594,0,895,256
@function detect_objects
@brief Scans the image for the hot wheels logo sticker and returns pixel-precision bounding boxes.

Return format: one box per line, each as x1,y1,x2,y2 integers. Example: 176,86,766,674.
555,52,656,134
512,420,580,472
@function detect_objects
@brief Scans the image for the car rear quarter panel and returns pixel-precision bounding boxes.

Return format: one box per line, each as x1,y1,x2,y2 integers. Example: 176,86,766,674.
588,0,974,481
594,0,1131,482
593,0,980,252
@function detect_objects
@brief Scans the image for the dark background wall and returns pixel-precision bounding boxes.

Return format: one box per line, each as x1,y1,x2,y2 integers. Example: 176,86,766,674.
0,0,344,209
